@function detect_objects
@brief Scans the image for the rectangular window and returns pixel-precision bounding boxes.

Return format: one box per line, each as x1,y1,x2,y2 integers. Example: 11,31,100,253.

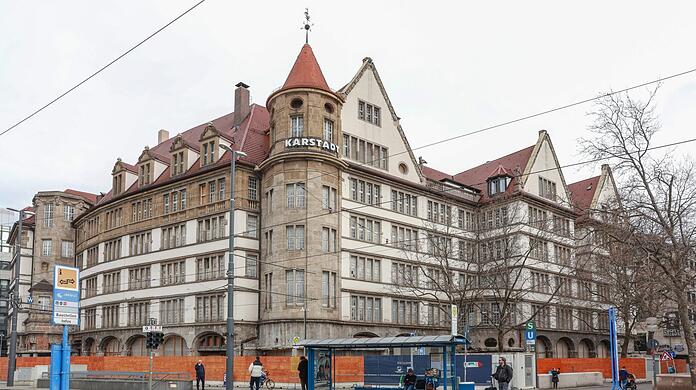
61,241,74,258
349,178,380,205
160,298,184,324
44,203,53,227
103,238,122,261
286,183,306,208
286,225,305,250
391,261,419,286
390,224,419,252
264,273,273,310
196,294,225,322
84,277,97,298
286,269,305,306
349,215,381,243
350,255,381,282
102,304,120,329
131,198,153,221
163,194,170,214
196,254,225,281
84,308,97,330
103,271,121,294
86,246,99,267
197,215,227,242
358,100,382,126
248,176,258,200
63,205,75,222
321,227,337,253
245,253,258,278
42,239,52,256
129,231,152,256
265,229,273,255
358,101,365,120
539,177,557,200
161,260,186,286
321,271,337,308
161,224,187,250
218,178,226,201
392,299,419,325
323,119,334,142
128,266,151,290
245,214,258,238
291,116,304,137
128,301,150,326
427,200,452,225
209,180,217,203
321,186,337,210
391,190,418,216
350,295,382,322
343,134,388,170
529,238,548,261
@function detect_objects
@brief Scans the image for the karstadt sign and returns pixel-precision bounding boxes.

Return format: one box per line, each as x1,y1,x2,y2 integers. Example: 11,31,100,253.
285,137,338,153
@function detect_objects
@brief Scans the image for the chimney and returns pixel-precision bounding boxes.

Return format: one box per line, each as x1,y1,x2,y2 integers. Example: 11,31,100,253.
158,129,169,144
234,82,250,127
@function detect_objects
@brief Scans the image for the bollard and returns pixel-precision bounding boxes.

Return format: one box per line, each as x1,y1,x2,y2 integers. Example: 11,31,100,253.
50,344,62,390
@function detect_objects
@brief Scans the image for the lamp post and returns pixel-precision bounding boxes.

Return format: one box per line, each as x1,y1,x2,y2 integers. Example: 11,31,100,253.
6,207,33,386
219,144,247,390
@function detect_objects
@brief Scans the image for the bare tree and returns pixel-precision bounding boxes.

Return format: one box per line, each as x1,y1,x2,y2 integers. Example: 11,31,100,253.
581,88,696,386
395,197,570,352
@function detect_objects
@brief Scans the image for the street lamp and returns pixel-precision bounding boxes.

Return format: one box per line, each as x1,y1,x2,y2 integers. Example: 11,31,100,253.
219,144,247,390
6,207,34,386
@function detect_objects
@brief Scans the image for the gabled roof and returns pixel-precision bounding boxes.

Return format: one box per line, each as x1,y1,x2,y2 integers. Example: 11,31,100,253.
338,57,424,182
454,145,535,194
279,44,332,94
567,176,601,212
421,166,454,182
64,189,99,205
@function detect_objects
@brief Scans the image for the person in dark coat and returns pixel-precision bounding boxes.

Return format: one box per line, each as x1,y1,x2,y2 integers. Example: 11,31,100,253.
298,356,309,390
550,368,560,389
492,357,513,390
404,368,417,390
195,360,205,390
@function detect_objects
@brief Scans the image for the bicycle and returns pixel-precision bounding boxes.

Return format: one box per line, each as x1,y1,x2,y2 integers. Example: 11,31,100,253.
260,370,275,390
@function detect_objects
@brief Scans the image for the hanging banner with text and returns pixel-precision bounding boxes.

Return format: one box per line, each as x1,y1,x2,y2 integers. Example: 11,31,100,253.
53,265,80,326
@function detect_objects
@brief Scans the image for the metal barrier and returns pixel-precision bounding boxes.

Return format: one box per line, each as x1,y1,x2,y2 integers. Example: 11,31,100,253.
41,371,188,380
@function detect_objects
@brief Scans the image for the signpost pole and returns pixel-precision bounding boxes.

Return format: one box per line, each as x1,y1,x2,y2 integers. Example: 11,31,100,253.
652,354,657,390
149,348,153,390
60,325,70,390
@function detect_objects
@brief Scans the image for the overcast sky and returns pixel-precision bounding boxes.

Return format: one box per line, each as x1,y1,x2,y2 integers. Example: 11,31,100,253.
1,1,695,207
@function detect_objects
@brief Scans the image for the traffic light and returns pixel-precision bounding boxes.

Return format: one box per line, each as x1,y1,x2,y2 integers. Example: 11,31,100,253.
146,332,164,349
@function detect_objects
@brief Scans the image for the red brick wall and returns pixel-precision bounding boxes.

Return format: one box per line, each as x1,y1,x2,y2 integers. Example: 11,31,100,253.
538,358,646,379
0,355,366,383
660,359,689,374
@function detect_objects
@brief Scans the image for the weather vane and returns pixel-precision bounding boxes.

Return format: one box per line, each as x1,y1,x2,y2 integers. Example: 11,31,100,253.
302,8,313,44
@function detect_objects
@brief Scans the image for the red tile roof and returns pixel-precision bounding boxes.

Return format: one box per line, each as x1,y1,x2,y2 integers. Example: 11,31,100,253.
64,189,99,204
278,44,333,95
94,104,269,207
567,176,600,212
453,144,534,195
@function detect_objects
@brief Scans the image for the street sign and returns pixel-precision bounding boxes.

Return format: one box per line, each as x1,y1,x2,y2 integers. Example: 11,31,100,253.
451,305,458,336
525,321,537,345
142,325,163,332
660,351,674,361
647,339,659,349
674,344,685,353
464,362,483,368
53,265,80,326
293,336,300,345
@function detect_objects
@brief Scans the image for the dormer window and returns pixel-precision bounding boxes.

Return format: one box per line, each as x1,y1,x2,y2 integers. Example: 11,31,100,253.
172,151,185,176
113,174,124,195
202,140,216,166
488,176,510,196
139,163,152,186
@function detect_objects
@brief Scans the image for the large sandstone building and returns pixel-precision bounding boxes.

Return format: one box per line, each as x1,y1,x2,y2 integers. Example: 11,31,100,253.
72,43,619,358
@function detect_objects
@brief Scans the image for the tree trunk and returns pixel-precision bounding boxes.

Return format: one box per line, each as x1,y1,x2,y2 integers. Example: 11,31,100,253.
497,329,505,352
621,318,631,358
674,289,696,389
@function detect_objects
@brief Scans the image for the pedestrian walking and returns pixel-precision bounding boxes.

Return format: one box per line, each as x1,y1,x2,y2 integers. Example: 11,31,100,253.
298,356,309,390
619,366,629,389
249,356,264,390
195,360,205,390
550,368,559,389
491,357,513,390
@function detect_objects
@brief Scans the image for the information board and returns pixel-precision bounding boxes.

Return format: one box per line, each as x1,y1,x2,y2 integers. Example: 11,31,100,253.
53,265,80,326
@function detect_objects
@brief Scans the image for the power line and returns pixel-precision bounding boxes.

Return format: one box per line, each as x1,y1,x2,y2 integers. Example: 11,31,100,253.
0,0,207,138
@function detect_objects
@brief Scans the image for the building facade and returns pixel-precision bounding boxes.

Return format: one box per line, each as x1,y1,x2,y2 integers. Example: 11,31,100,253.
0,208,17,356
7,191,95,356
73,43,617,358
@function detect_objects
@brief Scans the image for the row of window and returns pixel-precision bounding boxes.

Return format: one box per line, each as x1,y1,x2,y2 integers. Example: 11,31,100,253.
40,240,74,258
83,293,225,330
82,254,258,298
343,134,388,170
533,304,609,331
42,204,75,227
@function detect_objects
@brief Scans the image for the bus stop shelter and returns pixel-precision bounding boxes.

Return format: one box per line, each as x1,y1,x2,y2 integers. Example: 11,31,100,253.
297,335,469,390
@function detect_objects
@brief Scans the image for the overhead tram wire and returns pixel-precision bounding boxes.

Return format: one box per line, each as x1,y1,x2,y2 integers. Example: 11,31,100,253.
0,0,207,137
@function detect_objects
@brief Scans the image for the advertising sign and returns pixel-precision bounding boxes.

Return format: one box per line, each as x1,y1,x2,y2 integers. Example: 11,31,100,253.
53,265,80,326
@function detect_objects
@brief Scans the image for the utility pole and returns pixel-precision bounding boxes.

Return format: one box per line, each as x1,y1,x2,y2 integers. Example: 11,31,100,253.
6,208,29,386
220,145,246,390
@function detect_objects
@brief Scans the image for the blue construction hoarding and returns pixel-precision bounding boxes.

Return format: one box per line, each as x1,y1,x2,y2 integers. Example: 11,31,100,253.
364,354,493,386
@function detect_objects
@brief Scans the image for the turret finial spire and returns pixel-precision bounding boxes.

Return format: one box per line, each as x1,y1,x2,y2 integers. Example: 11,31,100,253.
302,8,313,44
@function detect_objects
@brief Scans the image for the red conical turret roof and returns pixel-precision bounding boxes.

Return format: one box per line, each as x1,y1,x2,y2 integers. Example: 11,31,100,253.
280,44,332,94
